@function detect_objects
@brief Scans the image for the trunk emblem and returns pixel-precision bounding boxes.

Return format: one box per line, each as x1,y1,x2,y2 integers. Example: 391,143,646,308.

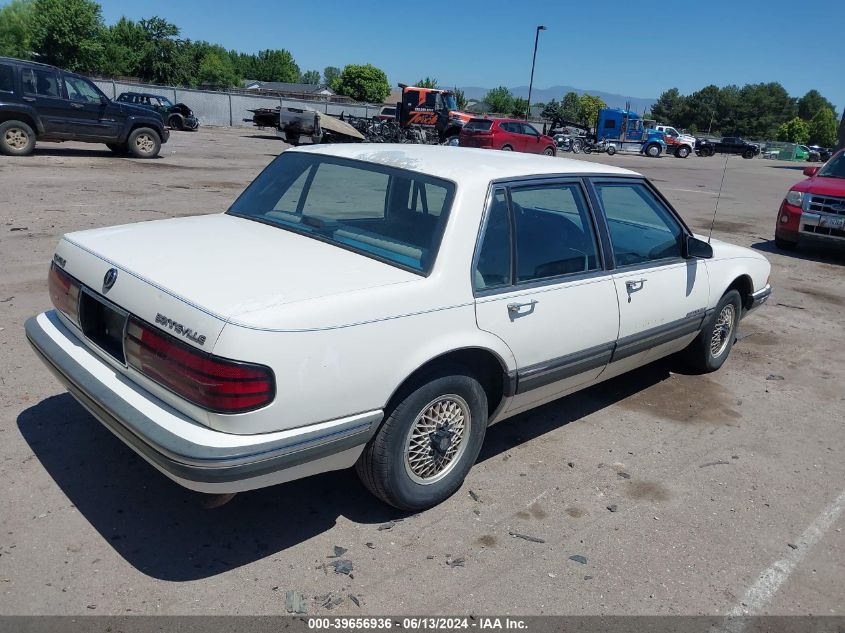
103,268,118,292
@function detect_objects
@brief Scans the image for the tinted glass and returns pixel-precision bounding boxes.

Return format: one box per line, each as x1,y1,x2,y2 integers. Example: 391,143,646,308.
818,152,845,178
595,182,684,266
511,184,600,281
228,153,455,274
117,94,129,102
65,76,101,103
21,68,59,97
522,124,540,136
474,190,512,290
0,64,13,92
465,120,493,132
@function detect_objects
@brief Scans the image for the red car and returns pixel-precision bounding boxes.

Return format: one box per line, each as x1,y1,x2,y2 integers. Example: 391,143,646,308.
459,118,556,156
776,148,845,250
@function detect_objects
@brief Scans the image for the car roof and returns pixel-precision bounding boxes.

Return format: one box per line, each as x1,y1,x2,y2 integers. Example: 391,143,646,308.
289,144,640,184
0,56,60,71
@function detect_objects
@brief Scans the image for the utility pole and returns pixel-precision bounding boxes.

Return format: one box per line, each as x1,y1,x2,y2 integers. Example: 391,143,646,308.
527,25,547,120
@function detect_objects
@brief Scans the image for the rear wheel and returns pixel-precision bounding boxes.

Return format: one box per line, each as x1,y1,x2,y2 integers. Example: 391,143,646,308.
742,149,754,159
356,369,488,510
501,144,513,151
681,290,741,373
571,139,582,153
606,144,617,156
543,146,555,156
0,120,36,156
168,114,184,130
676,145,690,158
127,127,161,158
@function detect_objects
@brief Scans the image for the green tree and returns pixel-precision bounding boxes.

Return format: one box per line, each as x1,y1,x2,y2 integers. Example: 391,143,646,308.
484,86,514,114
511,97,529,118
415,76,438,88
541,98,562,122
323,66,341,88
560,91,580,121
136,17,191,85
333,64,390,103
735,82,795,138
808,107,838,147
577,93,607,128
776,117,810,144
650,87,685,125
29,0,104,71
99,17,145,77
453,88,467,111
797,89,837,121
196,51,239,89
0,0,35,59
300,69,320,84
254,49,300,82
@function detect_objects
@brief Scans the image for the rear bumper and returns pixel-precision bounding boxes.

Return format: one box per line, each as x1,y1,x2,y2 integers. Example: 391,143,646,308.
25,311,381,493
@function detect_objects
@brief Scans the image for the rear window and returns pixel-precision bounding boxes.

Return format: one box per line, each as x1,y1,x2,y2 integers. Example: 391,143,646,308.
464,120,493,132
0,64,13,92
227,152,455,274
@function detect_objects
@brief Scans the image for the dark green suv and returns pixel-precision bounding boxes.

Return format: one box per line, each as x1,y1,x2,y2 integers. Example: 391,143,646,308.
116,92,199,131
0,57,169,158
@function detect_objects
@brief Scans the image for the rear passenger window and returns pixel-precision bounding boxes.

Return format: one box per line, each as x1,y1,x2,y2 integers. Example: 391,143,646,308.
510,185,600,281
21,68,60,98
0,64,13,92
474,190,512,290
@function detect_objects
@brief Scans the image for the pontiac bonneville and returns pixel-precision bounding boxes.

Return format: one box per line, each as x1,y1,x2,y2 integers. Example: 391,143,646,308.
26,145,771,510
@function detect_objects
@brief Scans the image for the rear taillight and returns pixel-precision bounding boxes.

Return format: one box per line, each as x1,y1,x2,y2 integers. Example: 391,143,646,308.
48,262,81,324
125,316,275,414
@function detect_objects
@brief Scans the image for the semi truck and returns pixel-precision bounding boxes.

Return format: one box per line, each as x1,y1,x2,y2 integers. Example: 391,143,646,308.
596,108,666,157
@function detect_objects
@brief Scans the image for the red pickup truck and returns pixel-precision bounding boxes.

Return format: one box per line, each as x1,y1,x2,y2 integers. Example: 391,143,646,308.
775,149,845,250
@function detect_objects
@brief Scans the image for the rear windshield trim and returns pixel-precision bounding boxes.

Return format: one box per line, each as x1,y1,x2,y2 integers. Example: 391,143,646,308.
226,152,458,277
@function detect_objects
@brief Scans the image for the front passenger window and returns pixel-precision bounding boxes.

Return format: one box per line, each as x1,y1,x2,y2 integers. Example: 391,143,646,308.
594,182,684,266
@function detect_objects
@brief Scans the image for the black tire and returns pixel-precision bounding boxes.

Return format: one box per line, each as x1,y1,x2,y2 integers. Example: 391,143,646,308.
583,145,593,154
543,146,555,156
168,114,184,130
681,290,742,373
0,120,36,156
571,139,582,154
106,143,127,154
645,143,661,157
501,144,513,151
676,145,690,158
606,144,617,156
127,127,161,158
742,149,754,159
356,369,488,511
775,235,798,250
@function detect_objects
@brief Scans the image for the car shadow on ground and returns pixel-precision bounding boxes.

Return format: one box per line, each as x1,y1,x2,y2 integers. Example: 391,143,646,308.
767,165,811,171
17,361,673,581
751,239,845,266
32,148,162,159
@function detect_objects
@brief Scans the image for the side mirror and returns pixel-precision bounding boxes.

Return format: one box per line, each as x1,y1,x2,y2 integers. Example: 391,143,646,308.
685,235,713,259
803,166,819,177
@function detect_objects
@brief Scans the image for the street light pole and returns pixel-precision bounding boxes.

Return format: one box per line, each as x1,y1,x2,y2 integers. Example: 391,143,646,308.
527,25,547,120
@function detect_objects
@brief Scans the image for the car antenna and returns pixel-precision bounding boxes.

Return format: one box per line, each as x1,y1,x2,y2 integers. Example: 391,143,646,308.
708,154,730,243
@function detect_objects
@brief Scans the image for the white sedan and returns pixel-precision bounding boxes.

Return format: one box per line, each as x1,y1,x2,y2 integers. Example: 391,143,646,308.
26,145,771,510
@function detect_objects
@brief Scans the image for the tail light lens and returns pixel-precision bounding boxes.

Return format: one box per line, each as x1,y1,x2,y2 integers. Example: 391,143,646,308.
125,316,275,414
48,262,81,324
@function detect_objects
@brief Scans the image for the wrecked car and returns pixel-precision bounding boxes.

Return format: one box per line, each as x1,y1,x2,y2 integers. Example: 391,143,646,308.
117,92,199,131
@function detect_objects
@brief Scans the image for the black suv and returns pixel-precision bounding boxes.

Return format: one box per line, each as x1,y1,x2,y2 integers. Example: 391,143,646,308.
0,57,169,158
117,92,199,131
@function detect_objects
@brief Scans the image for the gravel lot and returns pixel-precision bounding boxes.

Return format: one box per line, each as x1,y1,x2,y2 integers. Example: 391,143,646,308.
1,128,843,617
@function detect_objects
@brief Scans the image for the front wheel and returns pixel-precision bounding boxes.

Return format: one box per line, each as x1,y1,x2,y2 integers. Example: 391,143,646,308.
168,114,184,130
543,146,555,156
0,120,36,156
501,144,513,151
742,149,754,159
127,127,161,158
680,290,742,373
606,144,617,156
571,139,582,154
356,370,488,510
645,143,661,157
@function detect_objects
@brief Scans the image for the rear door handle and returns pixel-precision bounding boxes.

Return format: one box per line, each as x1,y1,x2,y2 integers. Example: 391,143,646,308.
70,103,84,109
625,278,647,291
507,300,537,313
22,96,35,102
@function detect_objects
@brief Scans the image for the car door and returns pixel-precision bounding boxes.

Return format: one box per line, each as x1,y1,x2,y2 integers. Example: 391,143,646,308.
18,66,67,136
62,75,119,140
589,178,709,379
498,122,522,151
474,181,620,415
521,123,543,154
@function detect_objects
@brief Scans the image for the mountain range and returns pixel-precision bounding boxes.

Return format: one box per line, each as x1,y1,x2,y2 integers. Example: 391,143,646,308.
459,85,656,113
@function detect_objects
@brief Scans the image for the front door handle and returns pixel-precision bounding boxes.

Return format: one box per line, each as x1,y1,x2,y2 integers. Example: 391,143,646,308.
625,278,647,291
507,300,537,313
70,102,84,109
22,96,35,102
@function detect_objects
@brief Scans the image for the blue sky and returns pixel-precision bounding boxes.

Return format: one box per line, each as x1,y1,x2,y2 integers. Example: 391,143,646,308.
95,0,843,112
